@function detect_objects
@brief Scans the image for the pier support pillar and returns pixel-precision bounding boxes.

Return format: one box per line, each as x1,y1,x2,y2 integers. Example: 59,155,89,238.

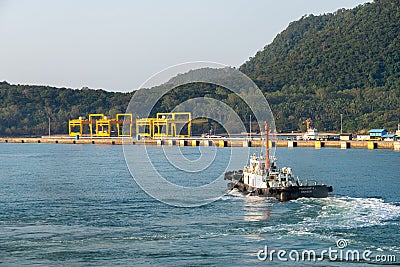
394,142,400,151
368,142,377,150
242,140,251,147
179,140,187,147
219,140,227,147
340,142,350,149
288,141,297,148
202,140,212,147
156,140,164,146
315,141,322,149
191,140,199,147
166,140,176,146
263,140,273,148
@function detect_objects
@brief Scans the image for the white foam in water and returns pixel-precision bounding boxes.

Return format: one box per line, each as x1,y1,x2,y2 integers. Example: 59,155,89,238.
257,196,400,237
304,196,400,230
226,189,243,198
226,192,400,241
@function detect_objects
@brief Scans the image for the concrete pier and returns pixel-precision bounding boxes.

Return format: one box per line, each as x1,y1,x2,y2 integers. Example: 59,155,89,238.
0,137,397,150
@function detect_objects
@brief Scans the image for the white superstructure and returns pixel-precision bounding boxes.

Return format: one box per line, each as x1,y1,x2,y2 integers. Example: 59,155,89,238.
303,128,319,140
243,153,296,189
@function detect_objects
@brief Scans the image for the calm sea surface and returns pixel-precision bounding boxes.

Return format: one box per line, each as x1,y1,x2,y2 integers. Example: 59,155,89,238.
0,143,399,266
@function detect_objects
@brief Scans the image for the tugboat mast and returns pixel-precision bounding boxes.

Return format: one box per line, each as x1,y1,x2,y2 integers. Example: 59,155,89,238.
265,122,270,170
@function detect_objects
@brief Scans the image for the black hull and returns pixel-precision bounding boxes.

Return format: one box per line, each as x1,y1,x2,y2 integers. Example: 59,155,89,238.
225,172,333,202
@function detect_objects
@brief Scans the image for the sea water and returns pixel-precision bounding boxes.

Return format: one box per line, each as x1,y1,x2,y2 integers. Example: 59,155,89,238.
0,143,399,266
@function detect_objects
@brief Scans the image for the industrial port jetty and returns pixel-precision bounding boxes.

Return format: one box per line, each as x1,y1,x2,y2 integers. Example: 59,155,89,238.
2,112,399,150
1,136,399,151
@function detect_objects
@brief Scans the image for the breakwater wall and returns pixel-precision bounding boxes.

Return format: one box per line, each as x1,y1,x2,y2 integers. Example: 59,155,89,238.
0,137,399,150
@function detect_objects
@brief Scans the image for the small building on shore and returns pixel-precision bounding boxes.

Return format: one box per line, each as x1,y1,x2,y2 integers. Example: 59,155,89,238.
382,133,396,141
356,135,370,141
339,133,353,141
369,129,387,140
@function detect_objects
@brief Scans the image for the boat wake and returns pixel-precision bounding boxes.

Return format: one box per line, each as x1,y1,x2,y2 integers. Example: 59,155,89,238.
295,196,400,230
224,192,400,253
257,196,400,255
250,196,400,247
231,194,400,233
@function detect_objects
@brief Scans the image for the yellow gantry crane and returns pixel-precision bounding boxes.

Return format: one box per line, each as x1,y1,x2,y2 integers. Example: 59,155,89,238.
116,113,133,137
136,112,192,138
69,113,133,137
70,112,199,139
68,117,86,137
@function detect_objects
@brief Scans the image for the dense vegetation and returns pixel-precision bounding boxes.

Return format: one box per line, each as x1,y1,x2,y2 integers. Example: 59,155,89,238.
0,82,132,136
0,0,399,136
241,0,400,132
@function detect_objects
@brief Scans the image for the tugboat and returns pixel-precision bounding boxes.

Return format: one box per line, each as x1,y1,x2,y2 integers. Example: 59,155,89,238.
224,122,333,202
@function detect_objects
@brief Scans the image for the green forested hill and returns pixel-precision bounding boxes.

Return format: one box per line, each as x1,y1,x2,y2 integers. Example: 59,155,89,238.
1,0,399,136
240,0,400,132
0,82,132,136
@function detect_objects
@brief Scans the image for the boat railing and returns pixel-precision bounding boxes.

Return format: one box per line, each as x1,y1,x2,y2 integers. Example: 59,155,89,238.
300,179,319,186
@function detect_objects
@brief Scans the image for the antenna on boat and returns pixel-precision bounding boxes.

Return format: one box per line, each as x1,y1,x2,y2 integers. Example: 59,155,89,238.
265,121,270,170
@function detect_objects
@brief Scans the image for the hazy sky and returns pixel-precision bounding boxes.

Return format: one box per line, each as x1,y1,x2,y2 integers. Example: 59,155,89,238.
0,0,370,92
